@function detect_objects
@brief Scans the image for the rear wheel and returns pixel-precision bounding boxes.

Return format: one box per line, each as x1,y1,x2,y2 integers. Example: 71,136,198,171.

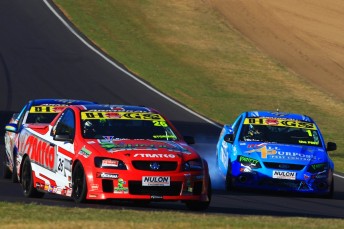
11,152,18,183
72,162,87,203
185,178,212,211
2,150,12,179
21,156,44,198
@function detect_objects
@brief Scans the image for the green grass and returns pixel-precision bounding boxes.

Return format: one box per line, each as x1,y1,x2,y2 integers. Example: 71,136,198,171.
53,0,344,171
0,202,343,229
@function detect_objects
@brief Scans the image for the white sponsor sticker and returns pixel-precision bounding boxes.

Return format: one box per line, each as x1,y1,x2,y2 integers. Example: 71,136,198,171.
272,170,296,180
142,176,170,186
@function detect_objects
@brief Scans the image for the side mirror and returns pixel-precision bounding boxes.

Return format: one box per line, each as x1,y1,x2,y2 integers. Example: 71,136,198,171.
12,113,19,120
224,133,234,143
5,123,18,133
327,142,337,151
183,136,195,145
54,134,73,143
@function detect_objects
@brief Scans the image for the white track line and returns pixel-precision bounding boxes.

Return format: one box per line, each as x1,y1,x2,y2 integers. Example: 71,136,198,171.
43,0,343,179
334,173,344,179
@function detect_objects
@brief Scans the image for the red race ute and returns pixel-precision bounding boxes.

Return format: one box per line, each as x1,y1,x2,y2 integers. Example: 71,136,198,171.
9,104,211,210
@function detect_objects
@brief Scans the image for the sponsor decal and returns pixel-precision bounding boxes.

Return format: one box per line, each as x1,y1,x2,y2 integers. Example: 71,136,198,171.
114,178,128,193
298,140,319,145
134,153,176,158
19,134,55,170
105,112,122,119
244,118,316,130
238,155,259,166
311,163,327,171
96,172,118,179
99,142,189,154
272,170,296,180
270,151,318,161
245,145,276,159
246,144,318,161
142,176,170,186
29,105,67,113
66,189,72,197
91,184,99,191
81,111,164,121
153,135,177,139
102,159,119,167
109,107,125,111
265,119,279,125
78,146,92,158
151,195,163,199
315,174,327,179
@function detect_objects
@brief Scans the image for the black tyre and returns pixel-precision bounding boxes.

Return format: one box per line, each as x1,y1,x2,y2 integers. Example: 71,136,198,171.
11,152,18,183
72,162,87,203
322,179,334,199
21,156,44,198
225,160,234,191
2,150,12,179
185,178,212,211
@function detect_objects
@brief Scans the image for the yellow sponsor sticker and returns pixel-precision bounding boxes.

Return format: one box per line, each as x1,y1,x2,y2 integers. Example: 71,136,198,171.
246,145,277,159
244,118,316,130
81,111,165,121
29,105,67,113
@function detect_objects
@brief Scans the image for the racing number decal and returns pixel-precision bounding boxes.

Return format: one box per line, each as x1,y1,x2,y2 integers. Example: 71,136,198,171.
153,121,168,127
58,158,64,173
56,153,66,176
34,106,50,112
84,112,104,119
306,130,313,136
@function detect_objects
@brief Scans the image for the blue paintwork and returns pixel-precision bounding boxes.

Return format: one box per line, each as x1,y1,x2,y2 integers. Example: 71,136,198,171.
216,111,336,196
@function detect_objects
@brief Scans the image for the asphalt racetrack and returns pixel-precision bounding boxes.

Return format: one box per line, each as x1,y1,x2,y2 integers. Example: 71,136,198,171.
0,0,343,218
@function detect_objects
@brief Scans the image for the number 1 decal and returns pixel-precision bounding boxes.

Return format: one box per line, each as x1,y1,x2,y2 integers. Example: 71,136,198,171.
306,130,313,136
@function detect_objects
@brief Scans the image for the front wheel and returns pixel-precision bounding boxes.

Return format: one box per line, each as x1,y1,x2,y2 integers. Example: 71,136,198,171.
185,178,212,211
21,156,44,198
72,162,87,203
322,179,334,199
225,160,234,191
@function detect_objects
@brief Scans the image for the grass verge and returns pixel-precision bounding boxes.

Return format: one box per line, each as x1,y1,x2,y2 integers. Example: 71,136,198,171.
0,202,343,228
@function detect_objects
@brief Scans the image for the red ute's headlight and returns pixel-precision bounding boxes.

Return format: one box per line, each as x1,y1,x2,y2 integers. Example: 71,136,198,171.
94,157,127,170
182,159,203,171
